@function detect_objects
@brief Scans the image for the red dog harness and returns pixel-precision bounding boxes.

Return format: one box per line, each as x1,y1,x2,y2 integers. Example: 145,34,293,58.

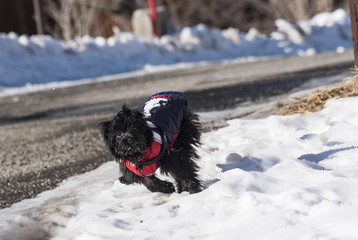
121,127,179,177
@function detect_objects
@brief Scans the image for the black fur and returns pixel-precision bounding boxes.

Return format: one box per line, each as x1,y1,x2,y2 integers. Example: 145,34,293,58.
99,105,203,194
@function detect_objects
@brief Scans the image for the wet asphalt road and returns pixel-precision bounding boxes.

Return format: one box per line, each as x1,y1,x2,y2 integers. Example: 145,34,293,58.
0,50,354,208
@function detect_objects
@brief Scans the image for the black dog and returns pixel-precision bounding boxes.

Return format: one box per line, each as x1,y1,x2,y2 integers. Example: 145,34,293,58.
99,92,202,194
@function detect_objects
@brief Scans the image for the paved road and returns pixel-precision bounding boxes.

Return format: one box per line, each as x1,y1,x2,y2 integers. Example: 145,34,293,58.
0,50,354,208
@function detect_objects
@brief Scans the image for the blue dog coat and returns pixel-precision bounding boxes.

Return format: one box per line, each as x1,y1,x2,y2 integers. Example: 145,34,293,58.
140,91,188,145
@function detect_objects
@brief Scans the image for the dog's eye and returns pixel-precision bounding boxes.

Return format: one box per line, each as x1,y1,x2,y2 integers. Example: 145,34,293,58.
116,132,122,137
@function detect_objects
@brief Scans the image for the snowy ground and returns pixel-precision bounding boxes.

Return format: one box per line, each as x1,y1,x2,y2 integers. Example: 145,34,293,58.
0,9,352,97
1,95,358,240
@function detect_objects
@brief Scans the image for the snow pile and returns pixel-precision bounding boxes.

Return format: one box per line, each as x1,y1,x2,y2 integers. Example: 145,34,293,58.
0,9,352,90
1,96,358,240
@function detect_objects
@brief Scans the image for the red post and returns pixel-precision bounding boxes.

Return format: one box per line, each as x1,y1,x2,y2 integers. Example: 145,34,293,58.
349,0,358,69
147,0,160,37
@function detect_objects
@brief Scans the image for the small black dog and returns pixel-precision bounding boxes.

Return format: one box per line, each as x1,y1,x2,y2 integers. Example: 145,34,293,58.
99,92,202,194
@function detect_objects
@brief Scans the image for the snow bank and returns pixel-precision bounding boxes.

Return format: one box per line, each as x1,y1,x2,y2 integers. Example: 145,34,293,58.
0,9,352,90
1,96,358,240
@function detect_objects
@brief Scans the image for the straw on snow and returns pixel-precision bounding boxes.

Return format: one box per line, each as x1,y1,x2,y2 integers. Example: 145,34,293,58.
276,72,358,115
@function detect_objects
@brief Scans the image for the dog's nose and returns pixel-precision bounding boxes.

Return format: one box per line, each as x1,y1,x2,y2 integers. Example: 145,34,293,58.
124,136,137,144
127,138,136,144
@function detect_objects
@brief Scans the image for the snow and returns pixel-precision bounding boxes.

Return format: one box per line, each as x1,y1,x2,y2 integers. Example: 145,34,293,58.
1,9,358,240
0,9,352,97
1,96,358,240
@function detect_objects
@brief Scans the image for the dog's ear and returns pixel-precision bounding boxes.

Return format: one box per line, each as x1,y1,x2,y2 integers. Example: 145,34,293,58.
98,121,112,147
120,104,142,119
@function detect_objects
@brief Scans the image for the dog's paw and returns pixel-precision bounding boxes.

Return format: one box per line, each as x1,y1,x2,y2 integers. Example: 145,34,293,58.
158,181,176,194
143,177,175,194
119,176,131,185
176,179,203,194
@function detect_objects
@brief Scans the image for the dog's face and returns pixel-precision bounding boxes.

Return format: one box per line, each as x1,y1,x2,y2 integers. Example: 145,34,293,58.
99,105,153,162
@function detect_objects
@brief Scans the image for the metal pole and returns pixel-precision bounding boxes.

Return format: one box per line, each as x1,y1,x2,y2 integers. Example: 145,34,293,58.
349,0,358,69
33,0,43,34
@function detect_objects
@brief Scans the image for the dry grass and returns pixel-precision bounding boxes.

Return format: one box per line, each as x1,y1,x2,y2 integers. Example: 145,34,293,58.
276,73,358,115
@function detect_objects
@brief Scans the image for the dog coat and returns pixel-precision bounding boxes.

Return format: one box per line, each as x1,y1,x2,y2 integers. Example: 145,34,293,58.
122,92,187,177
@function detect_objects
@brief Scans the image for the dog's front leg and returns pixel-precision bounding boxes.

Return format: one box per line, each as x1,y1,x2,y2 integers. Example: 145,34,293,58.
141,176,175,194
119,176,131,184
118,163,140,185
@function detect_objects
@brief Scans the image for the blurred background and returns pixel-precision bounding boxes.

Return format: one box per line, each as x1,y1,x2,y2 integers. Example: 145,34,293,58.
0,0,350,41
